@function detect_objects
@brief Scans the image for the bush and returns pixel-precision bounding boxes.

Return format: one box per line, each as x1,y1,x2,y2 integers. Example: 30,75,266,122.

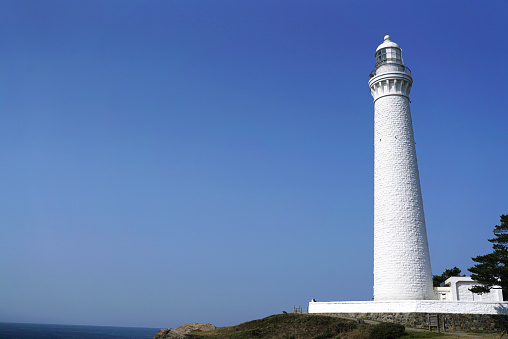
369,322,406,339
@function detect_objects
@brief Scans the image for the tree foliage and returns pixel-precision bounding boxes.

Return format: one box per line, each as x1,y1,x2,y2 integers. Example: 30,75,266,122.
432,267,464,287
469,215,508,297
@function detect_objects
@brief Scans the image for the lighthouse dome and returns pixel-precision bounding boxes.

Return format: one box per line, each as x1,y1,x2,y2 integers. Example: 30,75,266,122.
376,35,400,51
374,35,403,68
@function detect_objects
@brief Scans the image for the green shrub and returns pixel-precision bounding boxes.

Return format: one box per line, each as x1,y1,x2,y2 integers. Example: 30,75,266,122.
369,322,406,339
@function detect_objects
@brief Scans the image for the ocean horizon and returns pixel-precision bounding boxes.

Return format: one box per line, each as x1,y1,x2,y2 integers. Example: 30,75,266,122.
0,322,160,339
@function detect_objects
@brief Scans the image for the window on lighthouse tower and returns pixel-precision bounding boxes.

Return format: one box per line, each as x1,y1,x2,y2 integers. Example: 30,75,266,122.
375,49,387,66
375,47,402,67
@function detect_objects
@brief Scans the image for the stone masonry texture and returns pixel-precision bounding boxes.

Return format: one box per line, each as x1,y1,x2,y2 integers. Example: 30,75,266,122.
324,313,508,332
372,92,433,300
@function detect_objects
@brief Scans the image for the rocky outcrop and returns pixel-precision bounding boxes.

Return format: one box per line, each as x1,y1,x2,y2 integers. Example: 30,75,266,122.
154,323,216,339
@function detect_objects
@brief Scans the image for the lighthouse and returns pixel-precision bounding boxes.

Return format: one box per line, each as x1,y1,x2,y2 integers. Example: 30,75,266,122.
308,36,508,316
369,35,433,300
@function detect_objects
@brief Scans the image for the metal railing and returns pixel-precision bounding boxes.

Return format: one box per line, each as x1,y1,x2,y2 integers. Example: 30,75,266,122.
293,305,308,313
369,66,411,79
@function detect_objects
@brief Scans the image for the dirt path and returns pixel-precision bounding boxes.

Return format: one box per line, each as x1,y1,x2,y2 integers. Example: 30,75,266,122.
332,314,501,338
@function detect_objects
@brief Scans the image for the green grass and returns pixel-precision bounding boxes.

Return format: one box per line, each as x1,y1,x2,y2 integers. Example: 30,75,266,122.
185,313,454,339
190,313,358,338
404,331,446,338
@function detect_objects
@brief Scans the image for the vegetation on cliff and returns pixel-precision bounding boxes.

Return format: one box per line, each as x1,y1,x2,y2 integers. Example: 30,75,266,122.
155,313,451,339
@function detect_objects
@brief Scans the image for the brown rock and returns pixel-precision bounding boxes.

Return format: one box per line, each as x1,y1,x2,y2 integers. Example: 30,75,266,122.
176,323,215,332
153,323,216,339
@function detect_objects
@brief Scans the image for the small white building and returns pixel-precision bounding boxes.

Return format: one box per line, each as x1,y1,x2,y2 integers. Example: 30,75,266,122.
434,277,503,302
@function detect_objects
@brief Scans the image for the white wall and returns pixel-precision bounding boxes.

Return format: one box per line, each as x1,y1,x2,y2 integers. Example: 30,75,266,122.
371,90,433,300
441,277,504,302
434,286,451,300
308,300,508,314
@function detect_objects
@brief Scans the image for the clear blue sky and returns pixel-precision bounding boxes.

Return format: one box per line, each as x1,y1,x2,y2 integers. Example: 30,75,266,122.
0,0,507,329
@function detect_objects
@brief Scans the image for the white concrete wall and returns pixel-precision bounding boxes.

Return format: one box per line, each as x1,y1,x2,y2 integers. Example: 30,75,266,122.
457,281,476,301
371,84,433,300
308,300,508,314
434,286,451,300
456,281,503,302
444,277,504,302
480,289,504,302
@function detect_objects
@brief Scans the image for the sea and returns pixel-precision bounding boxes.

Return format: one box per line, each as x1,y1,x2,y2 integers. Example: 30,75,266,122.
0,322,160,339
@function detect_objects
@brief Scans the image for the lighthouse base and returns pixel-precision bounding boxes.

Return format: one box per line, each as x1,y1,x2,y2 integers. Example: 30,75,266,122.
308,300,508,315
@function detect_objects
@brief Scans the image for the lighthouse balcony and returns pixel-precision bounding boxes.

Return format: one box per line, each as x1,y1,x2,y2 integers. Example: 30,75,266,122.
369,65,411,79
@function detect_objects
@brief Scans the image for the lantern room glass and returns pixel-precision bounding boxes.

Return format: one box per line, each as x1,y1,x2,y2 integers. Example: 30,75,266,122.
375,47,403,68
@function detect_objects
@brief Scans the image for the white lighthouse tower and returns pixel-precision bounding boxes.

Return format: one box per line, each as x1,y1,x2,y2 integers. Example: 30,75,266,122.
369,35,433,300
308,36,508,315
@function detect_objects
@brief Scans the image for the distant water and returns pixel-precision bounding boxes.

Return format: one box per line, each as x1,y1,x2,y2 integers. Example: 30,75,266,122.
0,322,160,339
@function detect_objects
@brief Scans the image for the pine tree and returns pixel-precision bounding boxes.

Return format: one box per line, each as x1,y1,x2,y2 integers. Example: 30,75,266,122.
468,215,508,298
432,267,464,287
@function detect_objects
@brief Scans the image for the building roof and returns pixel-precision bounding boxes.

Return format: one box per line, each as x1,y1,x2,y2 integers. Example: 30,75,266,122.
376,35,400,52
444,276,474,286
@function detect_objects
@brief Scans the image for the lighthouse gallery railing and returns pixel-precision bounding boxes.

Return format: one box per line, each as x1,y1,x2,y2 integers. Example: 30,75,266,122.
369,66,411,79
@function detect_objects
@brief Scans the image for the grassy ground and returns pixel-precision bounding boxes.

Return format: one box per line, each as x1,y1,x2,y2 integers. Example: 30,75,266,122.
183,313,488,339
190,313,361,338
